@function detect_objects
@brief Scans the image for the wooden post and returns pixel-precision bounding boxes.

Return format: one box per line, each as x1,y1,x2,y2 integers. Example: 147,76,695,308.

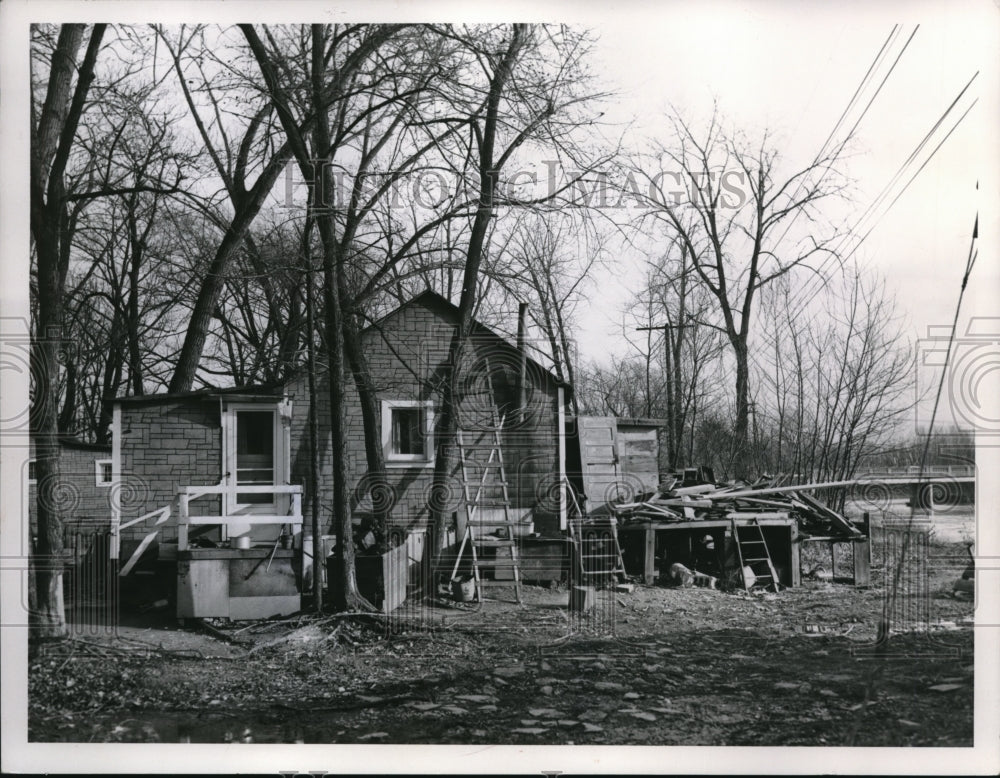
853,537,871,587
570,585,595,613
644,524,656,584
516,301,528,423
789,522,800,588
557,386,567,532
854,511,871,587
177,491,189,552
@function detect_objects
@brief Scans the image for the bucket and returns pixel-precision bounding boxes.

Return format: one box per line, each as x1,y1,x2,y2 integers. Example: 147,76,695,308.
451,575,476,602
230,536,251,550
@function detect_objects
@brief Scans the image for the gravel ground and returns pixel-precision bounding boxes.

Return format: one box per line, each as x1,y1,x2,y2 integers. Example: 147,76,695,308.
29,532,975,746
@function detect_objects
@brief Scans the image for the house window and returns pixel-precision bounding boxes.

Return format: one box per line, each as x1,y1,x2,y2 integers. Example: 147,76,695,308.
95,459,113,486
382,400,435,466
392,408,424,455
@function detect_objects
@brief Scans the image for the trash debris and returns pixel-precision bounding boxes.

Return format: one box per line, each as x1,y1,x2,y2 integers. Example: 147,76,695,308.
613,476,861,538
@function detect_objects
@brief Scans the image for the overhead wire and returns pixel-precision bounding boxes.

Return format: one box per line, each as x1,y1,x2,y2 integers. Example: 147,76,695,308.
777,72,978,326
766,25,915,260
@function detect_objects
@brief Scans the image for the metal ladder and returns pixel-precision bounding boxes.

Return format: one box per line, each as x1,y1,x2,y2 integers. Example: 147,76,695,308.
568,514,628,588
731,516,780,592
449,361,522,604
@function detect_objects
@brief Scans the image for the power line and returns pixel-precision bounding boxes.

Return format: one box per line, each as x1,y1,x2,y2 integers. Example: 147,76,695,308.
815,25,901,163
838,26,920,150
778,71,978,325
843,99,977,263
767,26,912,259
835,70,978,260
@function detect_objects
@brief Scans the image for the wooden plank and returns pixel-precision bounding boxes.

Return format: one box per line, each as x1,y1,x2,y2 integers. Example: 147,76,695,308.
186,514,304,525
118,530,159,576
577,415,620,512
793,492,860,536
643,526,656,585
732,497,800,510
705,479,865,499
658,498,713,509
639,502,681,517
673,484,718,496
790,522,800,587
853,539,871,587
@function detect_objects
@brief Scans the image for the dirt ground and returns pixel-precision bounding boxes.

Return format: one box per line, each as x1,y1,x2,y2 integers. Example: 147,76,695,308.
28,529,975,746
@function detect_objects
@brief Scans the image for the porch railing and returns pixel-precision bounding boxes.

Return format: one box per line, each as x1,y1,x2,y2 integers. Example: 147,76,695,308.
176,483,303,551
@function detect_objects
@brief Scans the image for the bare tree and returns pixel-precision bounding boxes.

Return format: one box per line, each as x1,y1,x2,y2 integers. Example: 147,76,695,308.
633,107,851,475
59,79,192,443
29,24,107,638
630,234,728,470
483,211,603,402
754,266,915,502
240,23,384,610
159,24,327,393
425,23,610,554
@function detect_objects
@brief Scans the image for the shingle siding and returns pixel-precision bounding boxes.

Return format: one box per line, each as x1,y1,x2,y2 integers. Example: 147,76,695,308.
285,299,560,537
118,400,222,549
27,442,113,561
115,295,563,547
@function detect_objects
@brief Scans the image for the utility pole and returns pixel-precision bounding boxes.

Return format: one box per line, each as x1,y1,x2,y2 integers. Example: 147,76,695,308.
637,322,690,472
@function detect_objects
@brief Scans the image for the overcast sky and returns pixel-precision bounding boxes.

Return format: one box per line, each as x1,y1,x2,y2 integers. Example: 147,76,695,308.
3,0,997,428
576,3,995,367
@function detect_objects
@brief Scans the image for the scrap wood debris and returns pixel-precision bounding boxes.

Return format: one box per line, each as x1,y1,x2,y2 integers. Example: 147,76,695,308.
612,474,862,537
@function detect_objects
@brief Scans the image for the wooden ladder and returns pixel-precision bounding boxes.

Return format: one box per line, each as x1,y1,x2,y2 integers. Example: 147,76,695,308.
450,362,522,604
731,516,780,592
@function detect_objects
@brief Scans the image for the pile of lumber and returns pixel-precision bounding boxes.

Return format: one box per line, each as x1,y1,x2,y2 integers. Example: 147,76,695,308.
612,477,861,537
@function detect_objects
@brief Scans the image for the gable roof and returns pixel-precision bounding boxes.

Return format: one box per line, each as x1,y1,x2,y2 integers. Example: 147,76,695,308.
114,290,570,405
367,289,569,388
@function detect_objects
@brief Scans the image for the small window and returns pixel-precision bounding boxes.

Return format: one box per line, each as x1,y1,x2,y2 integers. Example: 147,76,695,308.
28,459,36,483
95,459,113,486
382,401,434,465
392,407,424,456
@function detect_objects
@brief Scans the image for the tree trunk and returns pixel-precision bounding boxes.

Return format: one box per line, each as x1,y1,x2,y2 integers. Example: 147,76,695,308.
303,223,323,613
31,281,68,639
29,23,106,640
168,204,273,392
429,24,527,555
309,25,370,611
315,216,360,610
733,337,750,479
126,209,144,395
343,311,391,550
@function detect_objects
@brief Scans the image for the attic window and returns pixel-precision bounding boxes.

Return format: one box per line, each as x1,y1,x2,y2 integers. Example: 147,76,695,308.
382,400,435,466
95,459,113,486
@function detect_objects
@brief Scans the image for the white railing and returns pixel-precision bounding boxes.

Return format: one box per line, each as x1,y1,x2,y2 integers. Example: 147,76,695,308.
176,483,303,551
855,465,975,477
